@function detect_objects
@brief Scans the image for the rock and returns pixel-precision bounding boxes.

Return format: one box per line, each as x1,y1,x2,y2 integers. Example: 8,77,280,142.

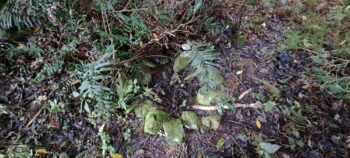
259,68,270,74
163,119,184,146
196,86,221,106
144,110,167,135
201,115,221,130
134,100,154,119
181,111,200,130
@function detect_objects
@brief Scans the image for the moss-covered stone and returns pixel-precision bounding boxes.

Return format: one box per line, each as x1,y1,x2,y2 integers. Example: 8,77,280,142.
196,86,221,106
144,109,167,135
181,111,200,130
163,119,184,146
201,115,221,130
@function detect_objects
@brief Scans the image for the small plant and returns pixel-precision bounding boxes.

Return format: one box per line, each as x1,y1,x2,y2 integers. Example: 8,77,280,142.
312,68,350,100
117,79,140,110
123,129,132,142
250,92,266,102
31,58,64,84
44,59,64,76
252,134,281,158
5,145,33,158
284,30,302,50
280,102,308,128
98,124,115,158
47,99,65,113
173,40,224,88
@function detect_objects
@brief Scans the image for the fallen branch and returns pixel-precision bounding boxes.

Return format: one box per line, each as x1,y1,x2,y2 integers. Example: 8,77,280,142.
192,101,262,111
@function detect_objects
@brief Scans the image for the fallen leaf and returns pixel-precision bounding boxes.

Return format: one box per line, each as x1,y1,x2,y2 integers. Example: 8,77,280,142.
259,142,281,154
216,138,225,150
152,33,159,40
142,59,156,68
36,148,49,157
33,25,41,33
134,100,154,119
173,51,191,73
256,119,262,129
16,43,25,49
181,43,191,50
236,70,243,75
196,86,221,106
292,59,298,64
111,153,123,158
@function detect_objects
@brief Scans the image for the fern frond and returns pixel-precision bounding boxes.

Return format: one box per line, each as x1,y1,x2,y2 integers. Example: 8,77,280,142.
174,41,224,88
79,45,117,97
0,0,43,30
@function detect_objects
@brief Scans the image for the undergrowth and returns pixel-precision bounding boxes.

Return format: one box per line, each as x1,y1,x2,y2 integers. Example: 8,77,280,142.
280,1,350,99
0,0,234,124
0,0,349,157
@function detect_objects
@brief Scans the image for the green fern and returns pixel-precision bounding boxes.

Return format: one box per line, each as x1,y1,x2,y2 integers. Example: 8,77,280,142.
76,44,117,122
79,45,117,98
44,59,64,76
77,44,142,122
0,0,43,30
174,41,224,88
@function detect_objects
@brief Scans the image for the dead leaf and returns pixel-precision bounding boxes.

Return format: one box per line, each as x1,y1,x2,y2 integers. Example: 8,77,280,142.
139,41,144,47
33,25,41,33
111,153,123,158
16,43,25,49
216,138,225,150
36,148,49,157
152,32,159,41
256,119,262,129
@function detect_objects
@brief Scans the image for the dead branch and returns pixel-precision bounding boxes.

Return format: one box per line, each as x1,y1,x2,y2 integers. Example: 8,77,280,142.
192,101,262,111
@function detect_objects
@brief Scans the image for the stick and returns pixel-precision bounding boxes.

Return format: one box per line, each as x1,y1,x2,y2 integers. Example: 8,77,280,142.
192,101,262,111
238,88,253,100
25,105,46,128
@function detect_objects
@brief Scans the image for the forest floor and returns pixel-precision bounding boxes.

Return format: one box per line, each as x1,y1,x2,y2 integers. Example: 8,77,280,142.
1,0,350,158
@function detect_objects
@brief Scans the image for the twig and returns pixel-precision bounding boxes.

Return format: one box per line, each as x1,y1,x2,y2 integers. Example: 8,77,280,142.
140,15,200,49
113,8,148,13
192,101,262,111
238,88,253,100
25,104,46,128
146,54,172,59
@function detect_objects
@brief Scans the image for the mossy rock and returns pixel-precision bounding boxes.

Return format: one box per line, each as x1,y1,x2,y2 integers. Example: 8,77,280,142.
134,100,154,119
201,115,221,130
144,109,167,135
196,86,221,106
181,111,200,130
163,119,184,146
